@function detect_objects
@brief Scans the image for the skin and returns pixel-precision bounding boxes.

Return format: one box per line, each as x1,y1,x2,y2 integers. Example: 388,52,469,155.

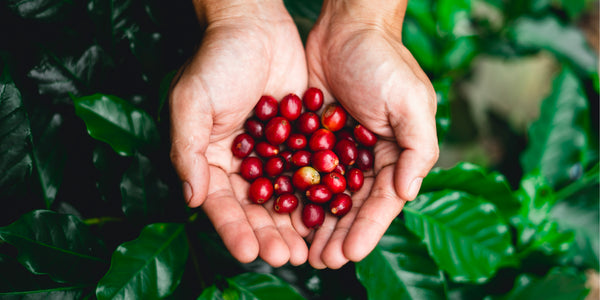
169,0,439,269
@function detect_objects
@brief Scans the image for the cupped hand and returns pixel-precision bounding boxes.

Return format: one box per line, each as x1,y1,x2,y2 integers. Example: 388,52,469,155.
169,1,309,267
302,8,439,269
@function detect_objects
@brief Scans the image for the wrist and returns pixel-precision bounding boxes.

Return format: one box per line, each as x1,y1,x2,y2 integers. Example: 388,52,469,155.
193,0,286,25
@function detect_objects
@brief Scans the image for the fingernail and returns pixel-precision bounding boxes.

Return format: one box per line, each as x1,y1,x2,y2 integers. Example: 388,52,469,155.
407,177,423,200
183,181,192,205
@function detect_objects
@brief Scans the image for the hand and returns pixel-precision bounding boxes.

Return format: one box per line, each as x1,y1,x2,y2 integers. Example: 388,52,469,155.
169,0,309,267
302,0,439,269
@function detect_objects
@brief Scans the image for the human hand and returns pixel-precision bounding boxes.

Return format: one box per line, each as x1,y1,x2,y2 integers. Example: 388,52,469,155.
302,0,439,268
169,0,309,267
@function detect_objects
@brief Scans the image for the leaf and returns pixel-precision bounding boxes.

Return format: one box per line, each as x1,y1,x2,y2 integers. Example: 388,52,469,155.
403,17,437,74
433,79,451,144
73,93,160,156
0,70,33,197
406,0,436,36
421,162,520,219
120,153,168,219
355,219,446,299
443,36,479,72
283,0,322,22
0,210,109,283
403,191,516,283
96,223,189,300
520,68,591,189
87,0,136,48
436,0,472,37
199,273,305,300
510,16,598,76
502,268,589,300
6,0,73,20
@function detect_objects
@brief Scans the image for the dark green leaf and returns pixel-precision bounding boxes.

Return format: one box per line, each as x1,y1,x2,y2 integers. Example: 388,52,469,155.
283,0,322,22
0,71,33,197
421,162,520,219
7,0,73,20
356,219,446,299
403,191,517,283
73,93,160,156
502,268,589,300
224,273,305,300
510,16,598,76
87,0,136,48
403,18,437,74
120,153,168,219
196,286,225,300
433,79,451,144
96,223,188,300
520,67,591,188
0,210,109,283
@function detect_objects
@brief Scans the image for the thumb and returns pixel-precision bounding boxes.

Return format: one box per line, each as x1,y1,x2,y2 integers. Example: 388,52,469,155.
169,77,213,208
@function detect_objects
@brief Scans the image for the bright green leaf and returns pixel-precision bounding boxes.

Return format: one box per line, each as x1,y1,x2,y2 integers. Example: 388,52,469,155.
403,191,516,283
443,36,479,72
73,93,160,156
120,153,168,219
502,268,589,300
520,68,591,189
403,18,437,74
406,0,436,35
421,162,520,219
196,285,224,300
356,219,446,299
96,223,188,300
436,0,472,36
0,210,109,283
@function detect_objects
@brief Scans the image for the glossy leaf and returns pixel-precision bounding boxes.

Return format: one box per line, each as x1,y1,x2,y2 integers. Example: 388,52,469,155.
510,16,598,76
87,0,136,47
199,273,304,300
73,93,160,156
433,79,451,144
520,68,591,189
421,162,520,219
403,191,516,283
0,71,33,197
356,219,446,299
6,0,73,20
0,210,109,283
403,17,437,74
120,153,168,219
96,223,188,300
502,268,589,300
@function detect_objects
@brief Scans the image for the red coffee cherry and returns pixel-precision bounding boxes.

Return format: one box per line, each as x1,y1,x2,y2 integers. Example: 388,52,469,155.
274,194,299,213
322,172,346,194
231,133,255,158
355,148,374,171
273,175,293,195
265,116,291,145
306,184,333,204
321,103,347,132
265,156,285,177
292,166,320,190
333,164,346,176
249,177,273,204
240,156,263,181
280,150,293,171
334,139,358,166
302,203,325,228
286,133,307,150
312,149,339,173
346,168,364,192
302,87,324,112
329,193,352,217
255,95,278,121
291,150,311,168
280,93,302,121
297,112,320,135
309,128,336,151
244,118,264,139
354,125,377,147
255,141,279,158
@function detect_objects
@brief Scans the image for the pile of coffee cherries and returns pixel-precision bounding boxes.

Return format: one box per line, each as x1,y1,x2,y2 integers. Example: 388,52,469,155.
231,88,376,228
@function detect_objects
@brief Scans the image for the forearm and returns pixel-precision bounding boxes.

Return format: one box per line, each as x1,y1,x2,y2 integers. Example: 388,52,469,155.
192,0,286,25
318,0,407,37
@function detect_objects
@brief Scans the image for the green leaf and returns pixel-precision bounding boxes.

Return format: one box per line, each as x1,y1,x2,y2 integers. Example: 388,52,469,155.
0,210,109,283
96,223,188,300
356,219,446,299
403,191,516,283
120,153,168,219
421,162,520,219
196,285,225,300
433,79,451,144
436,0,472,36
283,0,322,22
406,0,436,36
87,0,136,48
502,268,589,300
510,16,598,76
403,17,437,74
199,273,305,300
0,70,33,197
7,0,73,20
443,36,479,72
520,68,591,188
73,93,160,156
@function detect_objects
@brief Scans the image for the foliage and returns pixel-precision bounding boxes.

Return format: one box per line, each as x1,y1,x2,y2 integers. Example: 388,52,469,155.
0,0,597,299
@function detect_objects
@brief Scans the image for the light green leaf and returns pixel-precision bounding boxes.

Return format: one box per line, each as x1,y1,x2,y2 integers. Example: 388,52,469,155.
96,223,188,300
403,191,516,283
520,68,591,188
356,219,446,299
73,93,160,156
0,210,109,283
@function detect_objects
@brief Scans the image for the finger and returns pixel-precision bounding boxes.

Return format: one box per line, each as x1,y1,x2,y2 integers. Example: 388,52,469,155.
169,75,213,207
389,85,439,200
266,200,309,266
202,166,259,263
343,166,406,262
307,214,338,269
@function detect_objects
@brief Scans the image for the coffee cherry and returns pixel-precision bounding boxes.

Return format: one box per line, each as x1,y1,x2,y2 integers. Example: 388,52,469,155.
292,166,320,190
286,133,307,150
255,141,279,158
244,118,264,139
274,194,299,213
334,139,358,166
297,112,320,135
355,148,374,171
291,150,311,168
336,129,356,144
302,87,324,111
312,150,339,173
265,116,291,145
265,156,285,177
306,184,333,204
280,93,302,121
240,156,263,181
249,177,273,204
321,103,347,132
309,128,336,151
302,203,325,228
333,164,346,176
354,125,377,147
273,175,293,195
280,150,293,171
322,172,346,194
346,168,364,192
255,95,278,121
329,193,352,217
231,133,255,158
